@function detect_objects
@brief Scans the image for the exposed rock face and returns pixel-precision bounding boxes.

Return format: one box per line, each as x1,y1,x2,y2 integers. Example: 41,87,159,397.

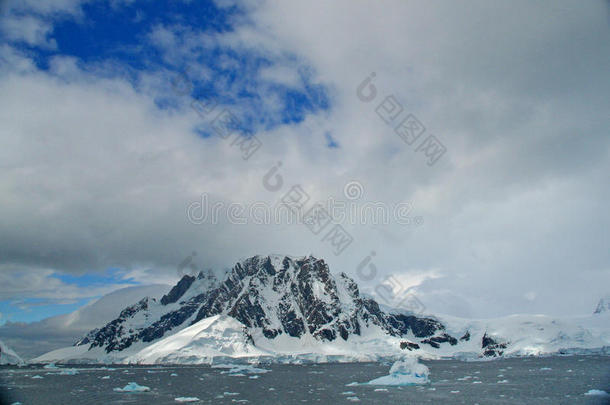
400,341,420,351
481,332,508,357
421,333,458,348
78,255,457,354
160,275,196,305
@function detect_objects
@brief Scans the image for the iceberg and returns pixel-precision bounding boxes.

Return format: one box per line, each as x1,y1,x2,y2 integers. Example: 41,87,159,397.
175,397,200,402
367,357,430,385
584,389,609,397
113,382,150,392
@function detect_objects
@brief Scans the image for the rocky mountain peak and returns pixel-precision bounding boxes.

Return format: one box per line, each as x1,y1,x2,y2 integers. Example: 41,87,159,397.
79,254,449,355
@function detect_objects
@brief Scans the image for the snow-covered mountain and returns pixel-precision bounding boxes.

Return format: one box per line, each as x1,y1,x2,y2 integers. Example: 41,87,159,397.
33,255,610,364
0,339,24,365
0,284,170,359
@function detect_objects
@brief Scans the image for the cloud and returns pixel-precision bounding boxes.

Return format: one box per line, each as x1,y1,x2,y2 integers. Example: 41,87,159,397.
0,0,608,320
0,15,57,49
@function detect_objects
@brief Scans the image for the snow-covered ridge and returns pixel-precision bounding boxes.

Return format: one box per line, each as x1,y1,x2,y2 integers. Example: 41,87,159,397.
32,255,610,364
0,339,24,365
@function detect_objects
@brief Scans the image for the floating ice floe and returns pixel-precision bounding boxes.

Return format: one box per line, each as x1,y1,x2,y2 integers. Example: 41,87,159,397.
213,364,270,375
175,397,200,402
43,363,59,369
584,389,610,397
113,382,150,392
170,373,178,377
223,392,239,396
366,357,430,386
58,369,79,375
31,375,43,379
346,397,360,402
539,367,552,371
101,376,110,379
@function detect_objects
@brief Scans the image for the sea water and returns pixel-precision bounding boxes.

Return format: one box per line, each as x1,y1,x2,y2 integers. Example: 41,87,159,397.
1,355,608,404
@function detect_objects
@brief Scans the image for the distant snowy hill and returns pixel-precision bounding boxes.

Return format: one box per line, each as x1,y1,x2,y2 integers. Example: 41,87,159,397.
0,284,170,359
0,339,24,365
593,296,610,315
33,255,610,364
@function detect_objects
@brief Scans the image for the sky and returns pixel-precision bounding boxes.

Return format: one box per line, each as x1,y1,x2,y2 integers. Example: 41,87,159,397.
0,0,609,327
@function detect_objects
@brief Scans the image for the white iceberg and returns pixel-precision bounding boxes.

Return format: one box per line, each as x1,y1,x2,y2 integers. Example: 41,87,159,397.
113,382,150,392
367,357,430,385
43,363,59,369
175,397,200,402
584,389,609,397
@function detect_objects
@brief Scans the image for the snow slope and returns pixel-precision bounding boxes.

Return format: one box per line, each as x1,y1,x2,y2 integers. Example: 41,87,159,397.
125,315,268,364
0,339,24,365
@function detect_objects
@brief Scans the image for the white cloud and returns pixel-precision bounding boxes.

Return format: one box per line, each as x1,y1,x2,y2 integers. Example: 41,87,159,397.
1,15,57,49
0,0,609,318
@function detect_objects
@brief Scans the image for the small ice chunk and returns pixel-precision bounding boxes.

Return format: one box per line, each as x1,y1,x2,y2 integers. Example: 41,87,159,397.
268,388,275,391
223,392,239,396
170,373,178,377
539,367,552,371
374,388,388,392
31,375,43,379
472,381,482,384
346,397,360,402
248,375,259,379
367,357,429,386
451,390,460,394
497,380,509,384
113,382,150,392
345,382,359,386
43,363,59,369
59,369,79,375
175,397,200,402
101,376,110,379
341,391,356,395
584,390,610,397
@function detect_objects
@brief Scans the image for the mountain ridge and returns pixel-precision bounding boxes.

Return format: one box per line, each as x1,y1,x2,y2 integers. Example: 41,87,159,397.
31,255,610,364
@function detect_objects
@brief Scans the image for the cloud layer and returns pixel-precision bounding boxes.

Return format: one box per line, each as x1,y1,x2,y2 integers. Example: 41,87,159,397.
0,0,609,319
